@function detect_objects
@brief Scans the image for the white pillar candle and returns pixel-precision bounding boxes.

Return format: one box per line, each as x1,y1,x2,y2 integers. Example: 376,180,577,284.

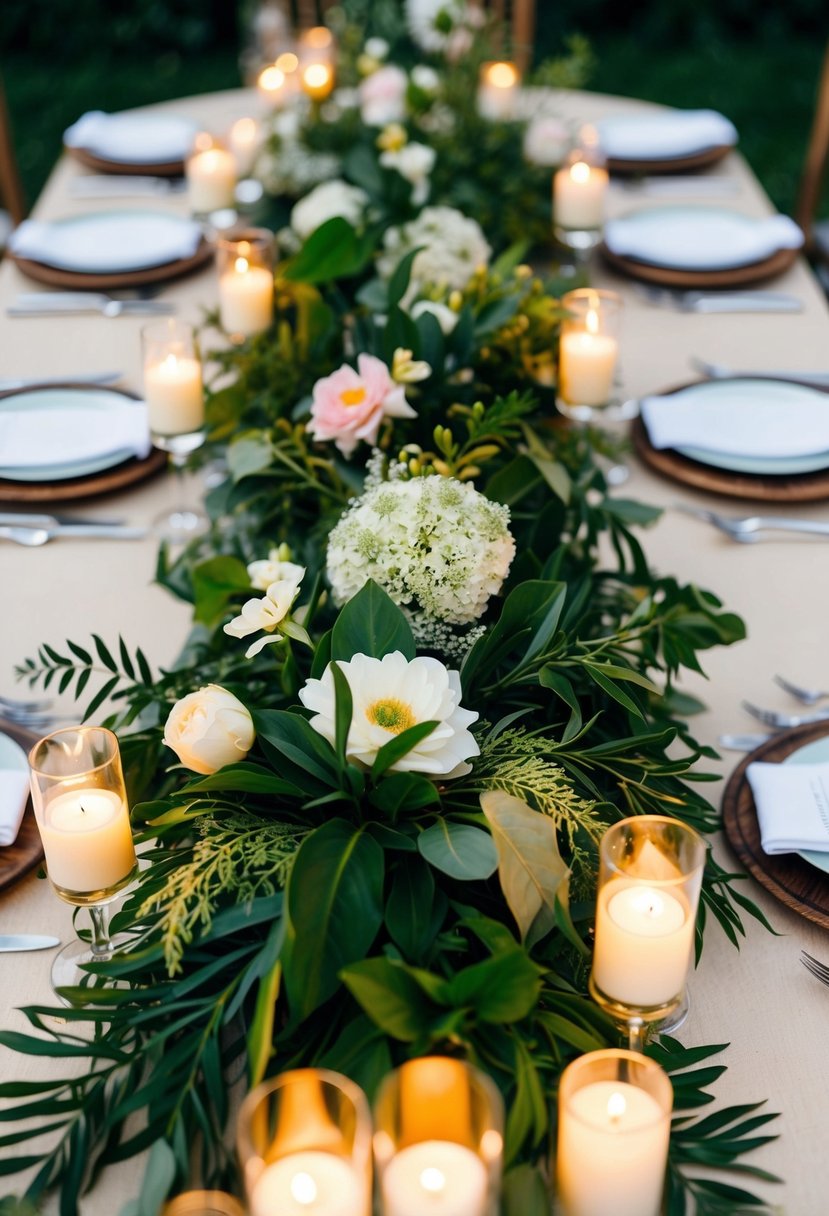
553,160,609,230
249,1151,365,1216
477,61,520,121
301,62,335,102
592,880,694,1008
559,326,618,407
257,61,298,108
144,354,204,437
186,147,237,213
39,788,136,894
381,1141,488,1216
219,257,274,337
228,116,261,176
557,1080,669,1216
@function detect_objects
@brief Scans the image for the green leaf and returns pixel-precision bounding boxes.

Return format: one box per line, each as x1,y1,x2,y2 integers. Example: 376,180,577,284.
191,556,252,626
136,1140,177,1216
181,763,302,796
253,709,340,788
385,858,436,958
330,580,415,662
369,771,440,817
340,957,437,1041
330,660,354,763
481,790,570,948
503,1164,551,1216
387,245,423,309
284,820,384,1017
443,949,541,1023
371,720,439,779
227,433,274,483
91,634,117,672
283,217,376,285
417,821,499,881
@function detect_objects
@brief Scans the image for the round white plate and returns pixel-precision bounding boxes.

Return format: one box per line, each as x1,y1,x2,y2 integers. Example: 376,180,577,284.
604,207,803,271
65,113,196,165
0,388,144,482
783,737,829,874
11,211,203,274
597,109,737,161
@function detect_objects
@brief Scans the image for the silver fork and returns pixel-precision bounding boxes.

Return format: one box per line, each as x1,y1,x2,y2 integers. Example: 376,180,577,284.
802,951,829,986
692,356,829,388
741,700,829,729
676,505,829,543
9,293,176,319
773,674,829,706
635,287,802,314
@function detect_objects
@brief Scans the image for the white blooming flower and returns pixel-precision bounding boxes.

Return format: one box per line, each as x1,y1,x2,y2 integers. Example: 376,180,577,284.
364,36,390,60
379,141,436,205
523,116,571,167
359,64,409,126
378,207,491,303
291,180,369,241
247,545,305,592
224,570,305,658
409,299,459,334
326,475,515,646
392,347,432,384
299,651,479,778
163,685,255,775
411,64,440,92
406,0,466,52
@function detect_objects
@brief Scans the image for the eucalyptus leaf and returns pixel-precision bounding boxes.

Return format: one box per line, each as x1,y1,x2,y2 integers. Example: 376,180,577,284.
417,821,498,881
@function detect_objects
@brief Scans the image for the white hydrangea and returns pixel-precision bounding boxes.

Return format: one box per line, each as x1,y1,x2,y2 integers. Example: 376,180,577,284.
326,475,515,646
377,206,491,301
258,109,341,198
379,141,436,205
291,179,370,241
406,0,479,53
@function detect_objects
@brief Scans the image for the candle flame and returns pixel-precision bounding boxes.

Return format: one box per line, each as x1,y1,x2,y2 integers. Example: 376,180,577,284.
607,1091,627,1121
161,353,179,372
290,1172,318,1205
231,117,258,145
570,160,591,184
586,308,599,336
259,65,286,92
304,26,333,50
420,1167,446,1195
276,51,299,73
631,888,666,918
480,1129,503,1161
487,61,518,89
304,63,331,88
235,256,250,274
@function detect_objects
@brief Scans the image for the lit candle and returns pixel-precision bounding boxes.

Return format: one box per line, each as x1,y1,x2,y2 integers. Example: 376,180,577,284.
553,159,609,230
257,53,299,108
39,788,136,895
220,254,274,337
559,306,619,407
144,353,204,437
249,1151,364,1216
557,1079,670,1216
228,116,261,176
186,145,237,214
400,1057,472,1147
301,62,335,102
477,61,520,121
592,879,694,1008
381,1141,488,1216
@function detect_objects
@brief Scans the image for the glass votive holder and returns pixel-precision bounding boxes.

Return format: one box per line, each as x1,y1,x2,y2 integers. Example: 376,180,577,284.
162,1193,245,1216
227,116,262,178
216,228,275,341
186,132,238,217
257,51,300,109
555,1049,672,1216
237,1068,373,1216
373,1057,504,1216
590,815,706,1043
557,288,631,422
301,61,336,102
142,318,205,452
298,25,335,67
553,129,609,253
477,60,521,121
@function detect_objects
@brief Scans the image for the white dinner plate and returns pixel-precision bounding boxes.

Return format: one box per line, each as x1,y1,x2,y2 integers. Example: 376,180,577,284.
604,207,804,271
783,737,829,874
597,109,737,161
0,388,149,482
64,111,196,165
8,211,203,274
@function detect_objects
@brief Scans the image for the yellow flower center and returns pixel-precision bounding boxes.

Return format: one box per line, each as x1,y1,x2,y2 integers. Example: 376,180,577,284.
366,698,416,734
340,386,367,407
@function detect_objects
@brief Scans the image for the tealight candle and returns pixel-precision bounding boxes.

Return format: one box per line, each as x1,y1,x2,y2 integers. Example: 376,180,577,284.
477,60,520,121
144,352,204,437
217,230,275,339
553,158,609,230
186,139,237,214
556,1051,672,1216
301,61,335,102
39,787,136,896
557,289,622,414
249,1151,363,1216
257,52,300,108
228,116,261,176
381,1141,488,1216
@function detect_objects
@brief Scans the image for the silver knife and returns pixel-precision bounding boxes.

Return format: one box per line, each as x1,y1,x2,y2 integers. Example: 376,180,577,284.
0,372,123,391
0,935,60,953
0,512,125,527
688,292,803,315
69,176,186,199
718,733,772,752
9,298,175,318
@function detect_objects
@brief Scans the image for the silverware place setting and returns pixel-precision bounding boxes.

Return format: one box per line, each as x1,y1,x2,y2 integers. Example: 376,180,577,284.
0,371,123,390
801,952,829,988
635,286,803,314
773,674,829,705
0,936,61,954
69,175,187,200
718,732,772,752
0,693,57,731
8,292,176,319
676,505,829,543
741,701,829,729
692,356,829,387
0,513,148,546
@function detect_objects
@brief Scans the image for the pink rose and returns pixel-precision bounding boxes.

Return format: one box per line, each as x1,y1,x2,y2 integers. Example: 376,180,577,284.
359,64,408,126
307,353,417,457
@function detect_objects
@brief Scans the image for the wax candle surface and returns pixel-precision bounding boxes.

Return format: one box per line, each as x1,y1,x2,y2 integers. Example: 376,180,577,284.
219,258,274,337
557,1080,669,1216
381,1141,488,1216
40,788,136,894
229,117,260,176
302,63,334,101
144,354,204,436
186,147,237,213
554,161,609,229
249,1151,364,1216
592,879,693,1007
559,330,618,407
478,62,519,120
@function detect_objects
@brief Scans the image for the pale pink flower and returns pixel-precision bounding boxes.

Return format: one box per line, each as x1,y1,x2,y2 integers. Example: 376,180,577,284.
307,353,416,457
359,64,408,126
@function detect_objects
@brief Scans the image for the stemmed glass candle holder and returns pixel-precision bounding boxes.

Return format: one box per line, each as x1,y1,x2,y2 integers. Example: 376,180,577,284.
557,288,633,423
298,26,336,101
217,229,275,341
186,132,237,217
590,815,706,1050
238,1069,373,1216
555,1049,672,1216
142,318,208,542
553,129,609,254
28,726,138,997
477,61,521,121
373,1057,504,1216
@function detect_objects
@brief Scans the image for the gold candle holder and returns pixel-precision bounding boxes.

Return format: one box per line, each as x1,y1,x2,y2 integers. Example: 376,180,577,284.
373,1057,504,1216
217,228,275,341
556,1049,672,1216
237,1068,372,1216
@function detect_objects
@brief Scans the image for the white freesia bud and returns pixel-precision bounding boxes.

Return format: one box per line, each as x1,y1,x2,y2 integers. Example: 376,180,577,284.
247,546,305,592
163,684,255,775
224,571,305,658
410,299,459,334
364,36,390,60
392,347,432,384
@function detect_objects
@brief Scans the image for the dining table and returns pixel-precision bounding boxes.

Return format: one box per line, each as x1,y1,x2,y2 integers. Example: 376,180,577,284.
0,85,828,1213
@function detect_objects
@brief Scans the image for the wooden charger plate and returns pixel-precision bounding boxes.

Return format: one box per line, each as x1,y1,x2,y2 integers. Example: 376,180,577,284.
0,718,41,895
607,143,733,176
600,242,798,290
0,381,167,505
722,722,829,931
8,237,213,292
67,144,185,178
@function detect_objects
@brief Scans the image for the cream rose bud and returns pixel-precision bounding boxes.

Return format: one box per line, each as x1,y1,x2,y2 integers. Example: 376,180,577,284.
163,685,255,775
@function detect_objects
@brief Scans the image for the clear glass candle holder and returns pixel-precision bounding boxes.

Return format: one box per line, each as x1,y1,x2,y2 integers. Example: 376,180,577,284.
477,60,521,121
238,1068,373,1216
373,1057,504,1216
590,815,706,1049
298,25,335,67
227,116,262,178
555,1049,672,1216
162,1194,245,1216
557,288,633,423
257,51,300,108
28,726,138,999
553,128,609,254
185,132,238,218
217,228,275,341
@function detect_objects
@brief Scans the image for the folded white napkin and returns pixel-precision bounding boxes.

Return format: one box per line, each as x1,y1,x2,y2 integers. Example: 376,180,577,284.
604,210,803,271
9,213,203,274
0,771,30,847
0,399,150,468
640,380,829,458
747,761,829,854
597,109,737,160
64,110,196,164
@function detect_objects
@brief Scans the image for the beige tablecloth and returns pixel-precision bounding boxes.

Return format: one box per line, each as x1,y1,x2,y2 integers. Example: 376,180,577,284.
1,88,828,1213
